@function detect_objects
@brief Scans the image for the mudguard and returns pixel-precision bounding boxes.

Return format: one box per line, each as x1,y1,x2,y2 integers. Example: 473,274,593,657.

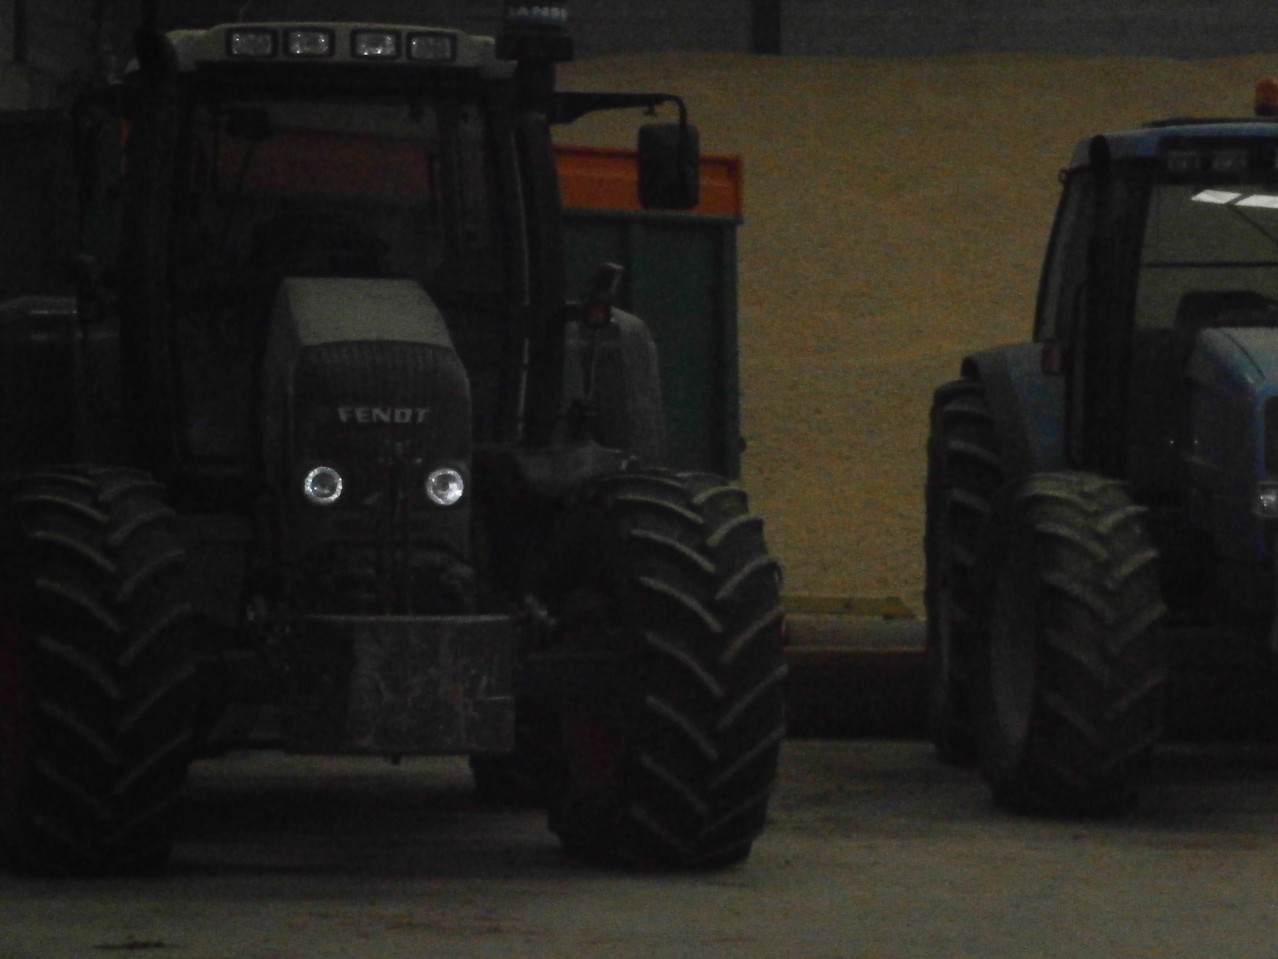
564,307,666,465
960,343,1067,479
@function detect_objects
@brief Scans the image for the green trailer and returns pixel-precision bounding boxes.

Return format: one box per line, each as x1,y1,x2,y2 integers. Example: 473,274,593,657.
564,208,741,477
558,144,744,477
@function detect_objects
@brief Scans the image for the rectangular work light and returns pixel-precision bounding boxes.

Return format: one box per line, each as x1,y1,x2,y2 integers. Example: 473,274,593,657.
408,32,457,62
286,29,334,57
352,30,400,59
227,28,277,58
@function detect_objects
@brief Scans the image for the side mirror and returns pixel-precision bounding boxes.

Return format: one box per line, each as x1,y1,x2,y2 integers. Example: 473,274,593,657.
638,122,700,211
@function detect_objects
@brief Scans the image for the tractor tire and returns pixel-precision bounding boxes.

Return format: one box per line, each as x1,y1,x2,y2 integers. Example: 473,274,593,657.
924,378,1004,765
969,472,1167,815
0,467,195,875
536,468,787,868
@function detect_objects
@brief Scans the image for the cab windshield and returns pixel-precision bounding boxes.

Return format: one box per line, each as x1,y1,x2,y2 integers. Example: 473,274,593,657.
1136,181,1278,329
1128,174,1278,488
171,89,501,307
165,85,503,460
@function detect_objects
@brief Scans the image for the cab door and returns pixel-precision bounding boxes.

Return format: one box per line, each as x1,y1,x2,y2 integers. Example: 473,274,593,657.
1056,142,1152,477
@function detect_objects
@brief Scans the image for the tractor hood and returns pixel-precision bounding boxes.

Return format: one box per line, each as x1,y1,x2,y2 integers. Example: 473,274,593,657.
261,278,471,470
1184,325,1278,562
1186,326,1278,409
261,277,474,614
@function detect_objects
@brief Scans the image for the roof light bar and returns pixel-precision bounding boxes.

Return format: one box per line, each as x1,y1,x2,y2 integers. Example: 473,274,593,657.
1164,150,1200,177
352,29,400,59
209,24,492,71
1211,150,1249,176
1164,145,1274,182
286,29,334,58
408,31,457,62
227,28,277,58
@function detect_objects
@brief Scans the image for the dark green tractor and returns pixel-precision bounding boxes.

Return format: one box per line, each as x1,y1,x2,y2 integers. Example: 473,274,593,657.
0,8,786,874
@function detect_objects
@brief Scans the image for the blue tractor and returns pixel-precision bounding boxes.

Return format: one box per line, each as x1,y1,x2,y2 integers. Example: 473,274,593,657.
926,83,1278,812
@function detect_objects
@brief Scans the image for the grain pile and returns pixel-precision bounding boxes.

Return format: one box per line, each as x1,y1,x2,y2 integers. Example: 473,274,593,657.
558,53,1278,612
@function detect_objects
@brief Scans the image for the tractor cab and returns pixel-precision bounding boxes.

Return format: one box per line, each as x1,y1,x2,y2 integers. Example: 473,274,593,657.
927,79,1278,814
1033,94,1278,601
113,18,697,503
126,31,508,471
0,7,787,876
1039,117,1278,478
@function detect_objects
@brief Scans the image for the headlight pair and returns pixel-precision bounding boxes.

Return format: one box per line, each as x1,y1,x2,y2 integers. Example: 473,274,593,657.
302,465,465,507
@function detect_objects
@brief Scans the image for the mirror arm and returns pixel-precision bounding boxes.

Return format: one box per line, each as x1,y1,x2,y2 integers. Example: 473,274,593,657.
551,91,687,126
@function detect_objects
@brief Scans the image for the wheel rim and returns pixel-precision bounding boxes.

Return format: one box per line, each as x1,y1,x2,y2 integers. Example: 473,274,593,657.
0,593,29,802
552,585,631,789
988,561,1038,749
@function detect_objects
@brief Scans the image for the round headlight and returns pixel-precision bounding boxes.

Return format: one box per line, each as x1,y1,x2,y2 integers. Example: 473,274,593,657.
425,467,465,506
303,466,344,506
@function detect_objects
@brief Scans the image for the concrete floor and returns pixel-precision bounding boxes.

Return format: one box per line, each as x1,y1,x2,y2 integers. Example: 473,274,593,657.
5,738,1278,958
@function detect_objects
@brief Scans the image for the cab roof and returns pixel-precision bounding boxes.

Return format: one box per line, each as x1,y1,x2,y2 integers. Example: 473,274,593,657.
1067,117,1278,169
164,22,516,80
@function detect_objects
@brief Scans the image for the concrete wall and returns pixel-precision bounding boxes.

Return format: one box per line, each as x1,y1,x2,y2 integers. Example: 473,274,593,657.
783,0,1278,58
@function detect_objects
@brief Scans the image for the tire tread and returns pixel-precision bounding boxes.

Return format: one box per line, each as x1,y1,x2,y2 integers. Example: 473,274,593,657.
545,468,786,868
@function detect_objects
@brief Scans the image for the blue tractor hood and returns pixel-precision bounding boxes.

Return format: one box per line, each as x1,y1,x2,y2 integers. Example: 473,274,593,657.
1183,325,1278,563
1188,325,1278,408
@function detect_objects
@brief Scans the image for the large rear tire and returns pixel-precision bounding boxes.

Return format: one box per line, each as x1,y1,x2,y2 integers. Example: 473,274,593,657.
536,469,787,868
970,472,1167,814
924,379,1003,765
0,467,195,875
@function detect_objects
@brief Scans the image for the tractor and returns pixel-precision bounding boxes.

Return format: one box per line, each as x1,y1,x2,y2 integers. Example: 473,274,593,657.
0,7,787,874
926,81,1278,813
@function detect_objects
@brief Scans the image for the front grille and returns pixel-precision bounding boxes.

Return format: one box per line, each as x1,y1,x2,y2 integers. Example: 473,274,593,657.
296,544,477,615
294,340,470,464
1266,396,1278,476
284,339,474,613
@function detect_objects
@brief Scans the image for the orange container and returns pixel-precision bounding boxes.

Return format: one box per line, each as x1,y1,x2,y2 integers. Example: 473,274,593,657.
554,144,743,218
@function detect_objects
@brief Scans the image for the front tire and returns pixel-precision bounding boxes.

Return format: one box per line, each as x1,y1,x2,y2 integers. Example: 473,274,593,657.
536,469,787,868
924,378,1004,765
970,472,1167,814
0,467,195,875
